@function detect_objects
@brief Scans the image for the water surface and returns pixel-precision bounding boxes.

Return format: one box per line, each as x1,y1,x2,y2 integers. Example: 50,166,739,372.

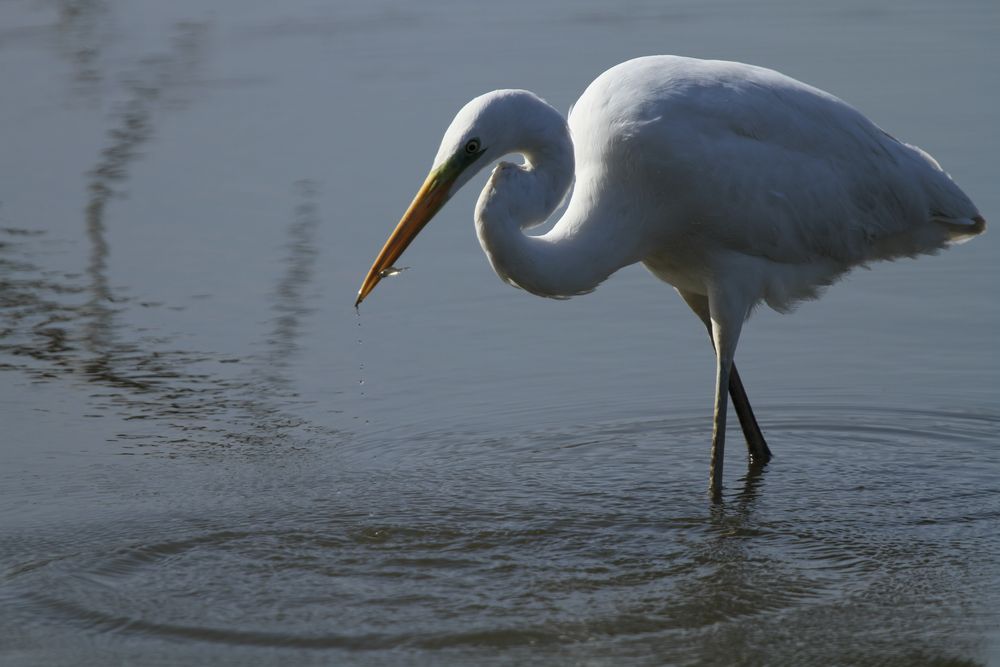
1,0,998,665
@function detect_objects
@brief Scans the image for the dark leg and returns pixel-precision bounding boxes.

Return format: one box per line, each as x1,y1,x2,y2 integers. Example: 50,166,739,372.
730,365,772,464
677,289,772,465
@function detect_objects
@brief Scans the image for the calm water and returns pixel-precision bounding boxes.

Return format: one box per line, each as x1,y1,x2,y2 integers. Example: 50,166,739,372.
1,1,998,665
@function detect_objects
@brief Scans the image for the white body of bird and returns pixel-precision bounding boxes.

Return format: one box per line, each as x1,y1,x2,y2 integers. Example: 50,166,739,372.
356,55,985,493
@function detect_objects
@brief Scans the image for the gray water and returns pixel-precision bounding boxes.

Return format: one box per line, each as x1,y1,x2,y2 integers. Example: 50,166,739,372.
1,1,998,665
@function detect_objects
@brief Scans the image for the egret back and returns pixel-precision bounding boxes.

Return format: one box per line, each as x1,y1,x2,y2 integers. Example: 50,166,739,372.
568,56,984,310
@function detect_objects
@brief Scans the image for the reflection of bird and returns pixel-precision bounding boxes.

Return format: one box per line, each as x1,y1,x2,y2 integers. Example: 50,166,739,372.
355,55,985,493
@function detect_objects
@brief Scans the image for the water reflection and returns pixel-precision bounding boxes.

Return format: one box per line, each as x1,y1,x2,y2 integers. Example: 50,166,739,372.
257,180,321,391
79,20,207,391
0,16,330,454
0,181,328,454
0,228,84,373
223,179,331,450
55,0,111,101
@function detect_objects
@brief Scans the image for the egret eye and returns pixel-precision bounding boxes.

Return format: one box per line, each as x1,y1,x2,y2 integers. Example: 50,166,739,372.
464,138,481,154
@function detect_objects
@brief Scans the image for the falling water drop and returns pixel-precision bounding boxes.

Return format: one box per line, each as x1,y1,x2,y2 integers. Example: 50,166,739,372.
356,311,369,424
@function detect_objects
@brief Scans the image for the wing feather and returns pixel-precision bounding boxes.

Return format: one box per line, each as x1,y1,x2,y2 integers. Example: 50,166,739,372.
584,56,981,267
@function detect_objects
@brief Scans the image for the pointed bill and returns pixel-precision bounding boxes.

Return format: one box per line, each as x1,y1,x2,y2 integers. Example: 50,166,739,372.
355,161,459,307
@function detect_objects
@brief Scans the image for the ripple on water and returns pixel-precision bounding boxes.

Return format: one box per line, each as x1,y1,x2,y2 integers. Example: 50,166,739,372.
1,404,997,663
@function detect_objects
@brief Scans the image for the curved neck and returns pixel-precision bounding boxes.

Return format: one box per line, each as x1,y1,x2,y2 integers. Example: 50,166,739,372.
473,107,640,298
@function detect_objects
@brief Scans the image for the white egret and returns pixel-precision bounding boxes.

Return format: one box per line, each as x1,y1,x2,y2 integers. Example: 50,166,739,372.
355,56,985,493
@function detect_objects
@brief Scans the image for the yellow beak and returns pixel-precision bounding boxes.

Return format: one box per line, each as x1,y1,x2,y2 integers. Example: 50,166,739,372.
355,164,456,307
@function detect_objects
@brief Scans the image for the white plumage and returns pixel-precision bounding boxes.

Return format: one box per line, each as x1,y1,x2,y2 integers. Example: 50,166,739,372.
356,55,985,492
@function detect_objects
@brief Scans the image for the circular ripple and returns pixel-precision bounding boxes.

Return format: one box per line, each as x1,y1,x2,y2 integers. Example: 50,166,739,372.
2,404,997,662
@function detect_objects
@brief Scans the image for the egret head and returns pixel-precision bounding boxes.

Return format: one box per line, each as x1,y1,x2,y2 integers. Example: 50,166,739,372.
354,90,558,306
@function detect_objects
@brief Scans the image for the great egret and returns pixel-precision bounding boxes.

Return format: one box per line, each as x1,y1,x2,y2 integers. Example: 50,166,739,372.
355,55,985,493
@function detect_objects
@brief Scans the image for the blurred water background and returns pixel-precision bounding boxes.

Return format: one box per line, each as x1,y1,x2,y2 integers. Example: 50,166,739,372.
0,0,997,664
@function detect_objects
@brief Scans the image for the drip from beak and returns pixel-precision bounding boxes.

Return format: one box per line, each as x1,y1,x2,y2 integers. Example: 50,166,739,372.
355,163,456,307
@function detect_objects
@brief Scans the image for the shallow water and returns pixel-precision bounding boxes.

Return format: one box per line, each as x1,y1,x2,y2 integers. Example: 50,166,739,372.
1,0,998,665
